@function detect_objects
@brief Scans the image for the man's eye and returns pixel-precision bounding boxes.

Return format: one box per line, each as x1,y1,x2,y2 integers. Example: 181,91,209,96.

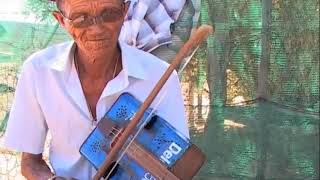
101,9,122,19
72,15,87,24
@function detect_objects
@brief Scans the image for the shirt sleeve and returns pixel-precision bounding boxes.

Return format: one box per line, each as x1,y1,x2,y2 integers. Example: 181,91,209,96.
4,60,48,154
157,71,190,138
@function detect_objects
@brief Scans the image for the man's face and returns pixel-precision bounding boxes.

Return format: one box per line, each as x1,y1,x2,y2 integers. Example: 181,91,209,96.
54,0,127,58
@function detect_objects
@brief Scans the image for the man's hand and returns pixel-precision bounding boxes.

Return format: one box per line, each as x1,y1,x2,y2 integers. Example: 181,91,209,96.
21,152,53,180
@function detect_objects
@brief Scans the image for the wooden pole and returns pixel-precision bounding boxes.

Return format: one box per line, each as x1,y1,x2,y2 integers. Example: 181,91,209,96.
258,0,272,99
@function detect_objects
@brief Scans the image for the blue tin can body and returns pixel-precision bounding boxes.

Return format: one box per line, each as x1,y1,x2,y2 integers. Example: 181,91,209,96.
80,93,190,179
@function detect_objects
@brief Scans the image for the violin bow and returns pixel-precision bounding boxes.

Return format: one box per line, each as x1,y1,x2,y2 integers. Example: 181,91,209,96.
94,25,213,180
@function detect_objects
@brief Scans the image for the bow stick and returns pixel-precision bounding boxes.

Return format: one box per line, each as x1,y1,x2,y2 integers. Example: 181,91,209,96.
94,25,213,180
104,41,202,180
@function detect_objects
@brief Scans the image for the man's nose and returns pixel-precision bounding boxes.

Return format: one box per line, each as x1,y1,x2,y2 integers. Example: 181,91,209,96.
92,16,104,26
89,18,107,33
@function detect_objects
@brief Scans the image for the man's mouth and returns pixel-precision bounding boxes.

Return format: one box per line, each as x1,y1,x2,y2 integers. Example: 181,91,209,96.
84,38,113,50
88,37,111,41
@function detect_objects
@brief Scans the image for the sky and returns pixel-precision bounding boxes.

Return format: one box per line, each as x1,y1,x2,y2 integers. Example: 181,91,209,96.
0,0,36,22
0,0,24,12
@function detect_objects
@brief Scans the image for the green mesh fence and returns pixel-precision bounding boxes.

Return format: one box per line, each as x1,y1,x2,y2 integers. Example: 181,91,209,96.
0,0,319,179
269,0,319,113
196,0,319,113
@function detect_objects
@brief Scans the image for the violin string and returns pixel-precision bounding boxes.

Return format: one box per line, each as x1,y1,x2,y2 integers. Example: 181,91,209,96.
104,91,168,179
178,45,200,76
108,126,169,177
105,128,168,178
105,127,144,155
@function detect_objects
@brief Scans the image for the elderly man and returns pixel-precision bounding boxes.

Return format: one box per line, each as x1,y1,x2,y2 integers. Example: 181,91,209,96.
4,0,189,179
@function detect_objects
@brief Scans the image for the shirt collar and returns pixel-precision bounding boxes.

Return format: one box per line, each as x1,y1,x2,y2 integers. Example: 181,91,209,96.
119,40,147,80
47,40,148,81
47,41,75,72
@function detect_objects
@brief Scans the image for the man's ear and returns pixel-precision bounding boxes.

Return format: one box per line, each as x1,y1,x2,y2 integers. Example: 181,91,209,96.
52,11,66,28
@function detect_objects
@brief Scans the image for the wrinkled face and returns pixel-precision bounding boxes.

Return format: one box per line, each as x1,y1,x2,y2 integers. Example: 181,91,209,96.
53,0,127,58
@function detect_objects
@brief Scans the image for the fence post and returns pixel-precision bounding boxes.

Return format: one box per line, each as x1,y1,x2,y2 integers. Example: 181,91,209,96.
258,0,272,99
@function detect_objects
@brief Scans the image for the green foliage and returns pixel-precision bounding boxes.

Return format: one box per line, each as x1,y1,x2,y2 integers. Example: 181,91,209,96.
0,112,8,133
25,0,57,24
0,1,68,63
0,84,14,93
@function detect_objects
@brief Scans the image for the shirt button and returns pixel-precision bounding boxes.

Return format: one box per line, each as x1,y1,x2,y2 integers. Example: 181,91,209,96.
91,121,97,129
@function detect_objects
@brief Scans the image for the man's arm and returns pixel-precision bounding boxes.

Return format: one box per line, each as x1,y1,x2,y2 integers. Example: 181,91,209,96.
21,152,53,180
4,61,53,179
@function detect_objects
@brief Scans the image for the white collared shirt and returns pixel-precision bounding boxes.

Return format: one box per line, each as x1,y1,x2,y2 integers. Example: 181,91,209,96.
4,41,189,179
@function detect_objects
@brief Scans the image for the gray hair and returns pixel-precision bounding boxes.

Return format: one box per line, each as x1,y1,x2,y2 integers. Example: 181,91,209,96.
56,0,127,12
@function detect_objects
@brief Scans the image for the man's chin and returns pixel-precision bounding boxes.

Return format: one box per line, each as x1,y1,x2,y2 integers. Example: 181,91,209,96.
84,43,115,54
84,48,111,59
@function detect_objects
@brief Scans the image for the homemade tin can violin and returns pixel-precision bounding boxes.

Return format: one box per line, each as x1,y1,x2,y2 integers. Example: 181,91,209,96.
80,25,214,180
